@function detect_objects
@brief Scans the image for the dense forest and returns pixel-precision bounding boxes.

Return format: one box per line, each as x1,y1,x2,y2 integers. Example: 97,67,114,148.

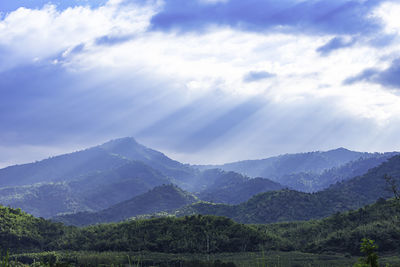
1,197,400,266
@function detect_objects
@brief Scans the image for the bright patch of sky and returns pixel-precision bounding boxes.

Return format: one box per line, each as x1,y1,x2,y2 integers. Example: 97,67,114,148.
1,0,400,167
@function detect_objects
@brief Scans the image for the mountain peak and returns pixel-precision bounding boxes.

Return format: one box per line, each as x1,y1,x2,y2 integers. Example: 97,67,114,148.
100,137,139,147
330,147,351,152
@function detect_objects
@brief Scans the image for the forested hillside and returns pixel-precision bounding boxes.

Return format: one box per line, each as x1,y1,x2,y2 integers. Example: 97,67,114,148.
194,169,283,204
54,184,198,226
175,155,400,223
1,198,399,256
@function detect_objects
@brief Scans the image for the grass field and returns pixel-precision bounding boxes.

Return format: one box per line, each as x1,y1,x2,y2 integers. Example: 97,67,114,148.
8,250,400,266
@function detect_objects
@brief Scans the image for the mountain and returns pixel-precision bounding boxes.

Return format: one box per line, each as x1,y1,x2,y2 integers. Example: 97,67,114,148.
0,182,79,219
53,169,283,225
173,155,400,223
0,161,170,217
195,169,284,204
0,137,199,217
0,138,397,219
277,153,398,192
0,147,129,187
0,137,197,188
53,184,198,226
200,149,398,192
99,137,197,184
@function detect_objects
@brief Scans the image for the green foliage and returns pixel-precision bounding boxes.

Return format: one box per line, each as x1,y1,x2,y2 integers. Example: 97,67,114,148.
255,198,400,255
354,239,379,267
0,206,66,253
60,215,265,253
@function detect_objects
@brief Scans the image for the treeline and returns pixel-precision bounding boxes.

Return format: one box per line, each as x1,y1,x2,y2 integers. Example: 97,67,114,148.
60,215,263,253
257,198,400,255
0,206,66,253
1,199,400,256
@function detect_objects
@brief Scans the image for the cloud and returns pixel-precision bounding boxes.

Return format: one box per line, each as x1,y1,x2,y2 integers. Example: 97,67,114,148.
95,34,135,46
150,0,383,35
243,71,275,83
317,36,354,55
344,59,400,89
1,0,400,167
0,0,108,13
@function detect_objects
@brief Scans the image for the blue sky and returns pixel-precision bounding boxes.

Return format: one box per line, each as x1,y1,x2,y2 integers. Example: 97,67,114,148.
1,0,400,167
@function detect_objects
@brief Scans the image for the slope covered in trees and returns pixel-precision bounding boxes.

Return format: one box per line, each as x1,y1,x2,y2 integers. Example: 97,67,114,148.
194,169,283,204
175,155,400,223
0,205,65,253
1,198,399,257
54,184,198,226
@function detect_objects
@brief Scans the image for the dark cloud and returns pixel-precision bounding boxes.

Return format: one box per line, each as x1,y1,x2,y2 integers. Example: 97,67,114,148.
243,71,275,83
317,37,354,56
343,59,400,89
150,0,383,35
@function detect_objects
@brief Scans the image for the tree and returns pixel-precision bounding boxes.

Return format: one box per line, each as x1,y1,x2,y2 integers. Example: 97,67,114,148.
354,238,379,267
383,174,400,201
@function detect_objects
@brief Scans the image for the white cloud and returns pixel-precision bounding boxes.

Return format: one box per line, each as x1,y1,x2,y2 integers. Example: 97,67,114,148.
372,1,400,35
0,1,158,70
1,0,400,165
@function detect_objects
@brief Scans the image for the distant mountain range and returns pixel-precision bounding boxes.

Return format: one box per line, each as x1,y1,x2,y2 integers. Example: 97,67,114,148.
198,148,398,192
0,137,398,222
174,154,400,223
0,138,282,217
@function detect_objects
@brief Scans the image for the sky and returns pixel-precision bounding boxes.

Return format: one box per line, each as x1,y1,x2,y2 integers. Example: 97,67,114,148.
1,0,400,167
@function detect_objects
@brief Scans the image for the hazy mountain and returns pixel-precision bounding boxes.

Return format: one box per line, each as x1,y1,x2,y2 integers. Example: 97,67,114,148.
199,149,398,192
99,137,197,184
0,137,197,188
0,182,80,218
0,137,397,220
174,154,400,223
0,161,170,217
195,169,284,204
0,147,129,187
277,153,398,192
54,184,198,226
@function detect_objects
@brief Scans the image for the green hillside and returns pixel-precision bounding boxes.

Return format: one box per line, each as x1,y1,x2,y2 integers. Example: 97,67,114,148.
0,205,65,253
174,155,400,223
54,184,198,226
258,197,400,255
0,198,399,262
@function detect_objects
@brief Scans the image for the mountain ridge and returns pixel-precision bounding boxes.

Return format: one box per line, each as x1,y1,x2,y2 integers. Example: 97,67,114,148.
53,184,198,226
172,154,400,223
